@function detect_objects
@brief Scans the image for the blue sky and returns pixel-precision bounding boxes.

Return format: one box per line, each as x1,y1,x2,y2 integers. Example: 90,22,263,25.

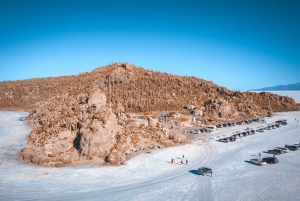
0,0,299,90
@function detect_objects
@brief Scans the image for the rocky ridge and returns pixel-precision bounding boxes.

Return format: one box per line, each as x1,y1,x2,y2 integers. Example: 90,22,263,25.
0,62,298,167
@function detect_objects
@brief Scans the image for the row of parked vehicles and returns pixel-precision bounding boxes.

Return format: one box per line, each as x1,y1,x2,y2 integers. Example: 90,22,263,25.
219,119,288,143
250,142,300,166
250,157,279,166
216,118,262,129
256,120,287,132
219,129,256,143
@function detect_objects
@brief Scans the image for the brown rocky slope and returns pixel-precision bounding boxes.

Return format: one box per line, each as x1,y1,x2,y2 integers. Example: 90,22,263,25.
0,62,298,167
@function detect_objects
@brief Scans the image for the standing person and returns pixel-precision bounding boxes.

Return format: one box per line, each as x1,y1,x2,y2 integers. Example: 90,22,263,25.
211,170,213,177
259,152,261,157
181,159,183,164
186,159,188,165
183,154,184,158
171,158,174,164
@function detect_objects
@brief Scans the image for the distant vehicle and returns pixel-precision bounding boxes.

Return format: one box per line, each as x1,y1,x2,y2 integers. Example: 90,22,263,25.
262,157,279,164
275,147,289,153
268,149,282,155
216,124,223,128
260,119,266,123
191,129,200,134
220,138,230,143
252,118,259,122
223,124,228,127
242,131,248,136
256,128,265,132
275,123,281,128
244,120,249,124
285,145,299,151
236,122,243,125
232,122,237,126
229,136,236,142
265,125,272,130
250,158,266,166
206,125,216,131
232,134,239,139
275,120,287,125
198,167,212,176
251,129,256,134
227,122,232,126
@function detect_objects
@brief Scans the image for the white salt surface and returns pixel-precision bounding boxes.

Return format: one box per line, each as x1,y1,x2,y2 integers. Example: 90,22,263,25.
0,111,300,200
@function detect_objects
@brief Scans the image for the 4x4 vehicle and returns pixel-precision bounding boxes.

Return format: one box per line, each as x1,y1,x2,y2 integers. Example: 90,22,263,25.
268,149,282,155
216,124,223,128
256,128,265,132
262,157,279,164
275,147,289,153
250,158,266,166
198,167,212,176
285,145,299,151
220,138,230,143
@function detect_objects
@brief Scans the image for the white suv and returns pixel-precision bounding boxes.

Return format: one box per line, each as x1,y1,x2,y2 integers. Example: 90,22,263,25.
250,158,266,166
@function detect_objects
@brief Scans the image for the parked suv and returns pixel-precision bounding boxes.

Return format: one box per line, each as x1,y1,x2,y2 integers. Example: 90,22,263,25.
275,147,289,153
285,145,299,151
262,157,279,164
198,167,212,176
268,149,282,155
250,158,266,166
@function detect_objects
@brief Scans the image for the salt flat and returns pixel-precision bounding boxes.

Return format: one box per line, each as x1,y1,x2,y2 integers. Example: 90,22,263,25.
0,111,300,201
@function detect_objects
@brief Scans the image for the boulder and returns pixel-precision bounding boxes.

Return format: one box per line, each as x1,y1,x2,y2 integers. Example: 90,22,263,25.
88,88,107,111
173,134,187,144
106,152,121,166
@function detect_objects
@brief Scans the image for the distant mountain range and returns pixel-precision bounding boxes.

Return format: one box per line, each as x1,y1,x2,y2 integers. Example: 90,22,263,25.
252,82,300,91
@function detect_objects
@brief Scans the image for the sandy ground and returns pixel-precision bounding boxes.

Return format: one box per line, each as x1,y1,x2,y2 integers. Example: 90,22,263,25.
0,110,300,201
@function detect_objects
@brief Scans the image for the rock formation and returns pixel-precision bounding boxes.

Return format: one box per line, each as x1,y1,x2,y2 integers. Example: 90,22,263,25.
0,62,298,167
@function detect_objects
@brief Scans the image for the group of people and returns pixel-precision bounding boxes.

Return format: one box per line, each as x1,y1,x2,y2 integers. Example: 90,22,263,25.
171,155,188,165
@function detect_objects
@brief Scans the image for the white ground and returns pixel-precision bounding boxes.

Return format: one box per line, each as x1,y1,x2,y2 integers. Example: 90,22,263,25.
0,111,300,201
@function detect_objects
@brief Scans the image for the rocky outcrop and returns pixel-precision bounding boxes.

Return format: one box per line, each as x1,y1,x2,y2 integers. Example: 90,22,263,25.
18,84,185,167
0,62,297,167
19,88,121,167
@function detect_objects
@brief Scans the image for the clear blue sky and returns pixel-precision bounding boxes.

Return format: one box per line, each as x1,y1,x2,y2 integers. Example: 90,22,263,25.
0,0,299,90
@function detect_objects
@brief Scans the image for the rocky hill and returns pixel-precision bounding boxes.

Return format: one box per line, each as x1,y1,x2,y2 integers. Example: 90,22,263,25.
0,62,298,167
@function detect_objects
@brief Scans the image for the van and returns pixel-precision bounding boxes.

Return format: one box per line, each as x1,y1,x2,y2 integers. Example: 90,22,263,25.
268,150,282,155
250,158,266,166
262,157,279,164
220,138,230,143
206,125,216,131
285,145,299,151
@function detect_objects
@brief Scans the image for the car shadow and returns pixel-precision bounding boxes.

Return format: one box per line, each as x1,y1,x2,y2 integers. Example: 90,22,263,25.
244,160,252,164
262,151,268,154
189,170,198,175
